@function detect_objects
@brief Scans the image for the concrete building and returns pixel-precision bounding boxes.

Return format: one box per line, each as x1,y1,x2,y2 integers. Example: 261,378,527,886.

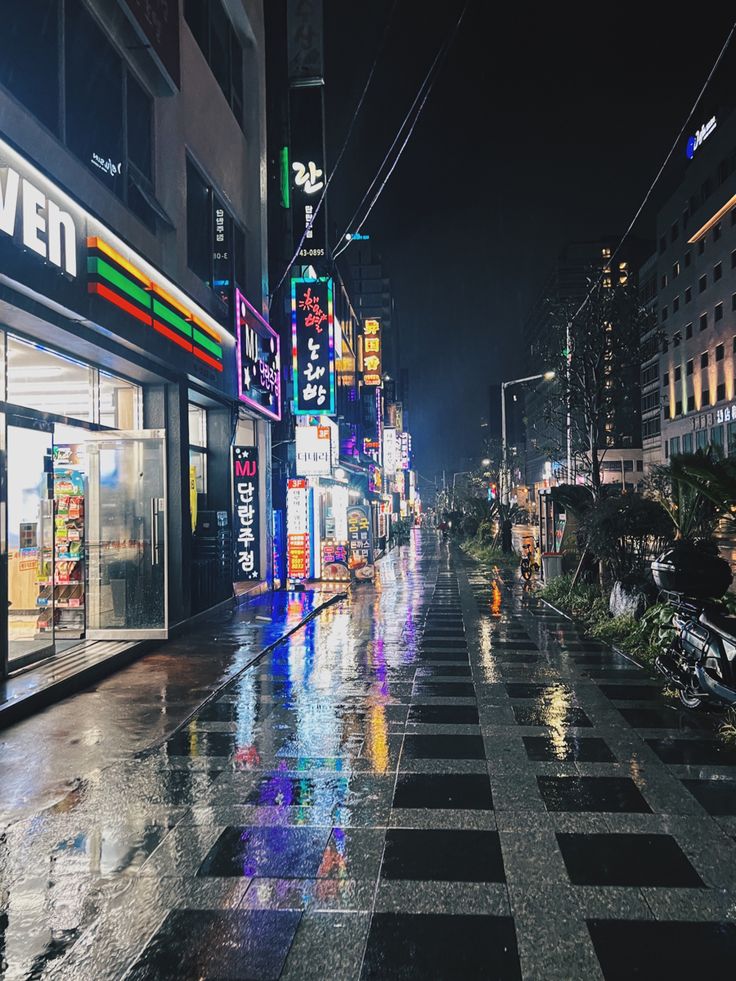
0,0,271,681
639,253,661,469
654,108,736,461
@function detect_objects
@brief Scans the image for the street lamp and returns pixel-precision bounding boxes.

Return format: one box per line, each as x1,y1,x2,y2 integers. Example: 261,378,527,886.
481,458,491,467
500,370,555,505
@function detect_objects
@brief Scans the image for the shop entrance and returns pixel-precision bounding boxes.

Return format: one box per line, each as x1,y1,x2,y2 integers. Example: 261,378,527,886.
5,413,168,673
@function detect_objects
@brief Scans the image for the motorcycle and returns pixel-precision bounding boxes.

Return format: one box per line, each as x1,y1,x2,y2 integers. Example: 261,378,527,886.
652,546,736,710
519,544,538,582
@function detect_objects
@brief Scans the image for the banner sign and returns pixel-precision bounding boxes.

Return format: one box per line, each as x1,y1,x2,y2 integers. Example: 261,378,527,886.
347,504,374,580
236,289,281,421
289,84,327,259
291,277,335,415
287,478,310,579
362,318,382,386
287,0,324,83
232,447,260,581
321,539,350,581
383,428,398,473
296,424,332,475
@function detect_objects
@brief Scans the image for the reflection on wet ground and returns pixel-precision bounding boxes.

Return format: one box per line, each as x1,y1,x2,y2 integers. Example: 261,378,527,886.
2,533,736,979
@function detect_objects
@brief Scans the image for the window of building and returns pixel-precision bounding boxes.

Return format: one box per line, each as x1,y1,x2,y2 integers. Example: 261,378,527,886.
676,400,683,416
685,287,692,304
99,372,141,428
714,222,722,242
661,307,668,323
732,208,736,227
184,0,245,130
699,274,707,293
688,395,696,413
660,274,668,289
670,436,681,456
682,432,693,452
675,365,682,382
672,261,680,279
729,422,736,455
732,250,736,270
701,351,709,369
0,1,60,133
686,322,693,339
717,343,725,361
659,235,666,255
716,302,724,322
673,296,680,313
663,371,669,386
686,359,694,376
698,239,706,255
718,382,727,402
700,313,708,331
65,0,155,227
715,262,723,282
188,403,208,498
671,222,678,243
643,417,661,438
673,330,681,347
685,250,692,267
697,429,708,449
186,158,247,311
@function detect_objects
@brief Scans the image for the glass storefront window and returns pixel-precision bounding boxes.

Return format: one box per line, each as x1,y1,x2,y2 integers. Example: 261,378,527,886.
99,372,141,429
6,335,93,421
189,404,208,500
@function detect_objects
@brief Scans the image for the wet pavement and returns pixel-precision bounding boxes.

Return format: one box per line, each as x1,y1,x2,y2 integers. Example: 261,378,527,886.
2,533,736,979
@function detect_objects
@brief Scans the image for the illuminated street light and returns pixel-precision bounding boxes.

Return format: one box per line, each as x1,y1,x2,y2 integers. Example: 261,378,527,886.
482,458,491,466
501,370,555,505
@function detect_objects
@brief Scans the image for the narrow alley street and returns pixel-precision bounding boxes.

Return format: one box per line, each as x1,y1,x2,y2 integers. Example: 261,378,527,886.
2,530,736,979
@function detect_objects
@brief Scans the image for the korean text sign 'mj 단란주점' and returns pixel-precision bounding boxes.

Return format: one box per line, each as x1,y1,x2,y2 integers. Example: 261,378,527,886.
235,289,281,421
291,277,336,415
232,446,260,582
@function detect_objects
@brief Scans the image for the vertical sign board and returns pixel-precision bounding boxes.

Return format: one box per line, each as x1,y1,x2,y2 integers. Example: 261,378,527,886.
236,289,282,421
291,277,336,415
232,447,260,581
287,0,324,82
289,85,327,260
296,425,332,475
400,432,412,471
362,318,382,386
287,478,310,579
347,504,374,580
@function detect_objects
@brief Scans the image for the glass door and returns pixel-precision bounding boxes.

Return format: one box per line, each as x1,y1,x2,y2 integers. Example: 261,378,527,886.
85,430,167,640
6,419,55,668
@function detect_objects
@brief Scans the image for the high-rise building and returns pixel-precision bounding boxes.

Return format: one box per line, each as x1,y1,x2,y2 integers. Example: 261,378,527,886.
523,239,648,494
653,107,736,462
639,253,661,469
346,241,397,377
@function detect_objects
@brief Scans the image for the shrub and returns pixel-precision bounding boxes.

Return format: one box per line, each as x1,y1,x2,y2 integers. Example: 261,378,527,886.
582,493,673,580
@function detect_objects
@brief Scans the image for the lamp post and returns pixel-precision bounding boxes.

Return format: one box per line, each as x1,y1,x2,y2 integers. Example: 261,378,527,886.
501,371,555,505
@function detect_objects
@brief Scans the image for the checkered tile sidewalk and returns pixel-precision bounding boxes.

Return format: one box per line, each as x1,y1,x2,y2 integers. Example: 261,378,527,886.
3,536,736,979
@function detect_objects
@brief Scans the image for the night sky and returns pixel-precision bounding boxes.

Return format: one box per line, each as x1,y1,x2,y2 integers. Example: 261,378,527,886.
322,3,736,487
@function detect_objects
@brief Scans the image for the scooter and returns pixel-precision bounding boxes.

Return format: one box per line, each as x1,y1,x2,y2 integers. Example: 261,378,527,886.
655,596,736,709
519,544,538,582
652,546,736,710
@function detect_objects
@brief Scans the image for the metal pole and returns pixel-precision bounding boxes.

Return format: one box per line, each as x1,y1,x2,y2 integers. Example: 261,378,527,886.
501,382,508,505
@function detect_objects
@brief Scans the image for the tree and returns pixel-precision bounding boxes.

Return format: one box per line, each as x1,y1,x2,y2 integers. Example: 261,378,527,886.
537,276,653,501
646,450,721,543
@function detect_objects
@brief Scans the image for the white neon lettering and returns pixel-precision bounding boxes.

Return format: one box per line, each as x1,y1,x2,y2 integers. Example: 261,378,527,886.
22,179,47,260
0,168,19,236
47,199,77,277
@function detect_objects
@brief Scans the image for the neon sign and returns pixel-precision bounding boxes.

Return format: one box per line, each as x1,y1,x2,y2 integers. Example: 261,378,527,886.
687,116,717,159
291,277,336,415
362,318,382,387
233,447,260,581
235,289,281,421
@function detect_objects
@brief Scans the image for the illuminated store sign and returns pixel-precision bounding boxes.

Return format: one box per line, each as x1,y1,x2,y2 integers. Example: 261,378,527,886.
296,425,332,476
0,166,77,276
232,447,260,581
687,116,717,159
236,289,281,421
291,277,336,415
289,84,327,259
0,138,231,385
287,478,310,579
383,428,398,473
400,432,412,471
362,318,382,386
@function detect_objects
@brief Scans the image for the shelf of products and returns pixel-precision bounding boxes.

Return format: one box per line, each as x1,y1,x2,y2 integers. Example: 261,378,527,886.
36,452,86,638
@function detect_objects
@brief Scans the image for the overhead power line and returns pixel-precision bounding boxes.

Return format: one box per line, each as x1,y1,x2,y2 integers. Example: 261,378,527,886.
333,2,469,261
268,0,399,310
567,19,736,329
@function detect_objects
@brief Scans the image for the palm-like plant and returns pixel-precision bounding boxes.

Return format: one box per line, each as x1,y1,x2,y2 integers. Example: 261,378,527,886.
647,451,721,542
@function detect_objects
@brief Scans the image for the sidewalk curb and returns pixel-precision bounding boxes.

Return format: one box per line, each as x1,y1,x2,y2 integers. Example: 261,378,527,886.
538,597,647,670
137,590,348,757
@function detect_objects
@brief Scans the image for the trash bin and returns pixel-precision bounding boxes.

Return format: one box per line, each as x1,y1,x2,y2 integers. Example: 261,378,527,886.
542,552,563,581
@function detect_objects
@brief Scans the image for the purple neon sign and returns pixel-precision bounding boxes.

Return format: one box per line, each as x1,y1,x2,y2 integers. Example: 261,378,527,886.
235,289,281,421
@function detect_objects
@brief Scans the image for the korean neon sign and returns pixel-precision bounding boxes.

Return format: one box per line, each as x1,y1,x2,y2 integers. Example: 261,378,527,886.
291,277,336,415
235,289,281,421
362,318,382,386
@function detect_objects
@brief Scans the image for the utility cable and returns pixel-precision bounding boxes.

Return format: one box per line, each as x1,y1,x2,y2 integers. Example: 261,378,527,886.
268,0,399,310
567,19,736,328
333,2,469,261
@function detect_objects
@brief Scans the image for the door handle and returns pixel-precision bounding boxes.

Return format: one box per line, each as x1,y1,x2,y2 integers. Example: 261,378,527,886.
151,497,159,567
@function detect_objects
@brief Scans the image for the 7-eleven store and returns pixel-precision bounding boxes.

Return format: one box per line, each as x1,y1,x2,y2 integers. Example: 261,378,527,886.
0,137,271,680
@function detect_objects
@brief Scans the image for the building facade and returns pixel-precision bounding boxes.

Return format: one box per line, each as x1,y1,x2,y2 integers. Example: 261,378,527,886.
654,108,736,462
0,0,271,679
